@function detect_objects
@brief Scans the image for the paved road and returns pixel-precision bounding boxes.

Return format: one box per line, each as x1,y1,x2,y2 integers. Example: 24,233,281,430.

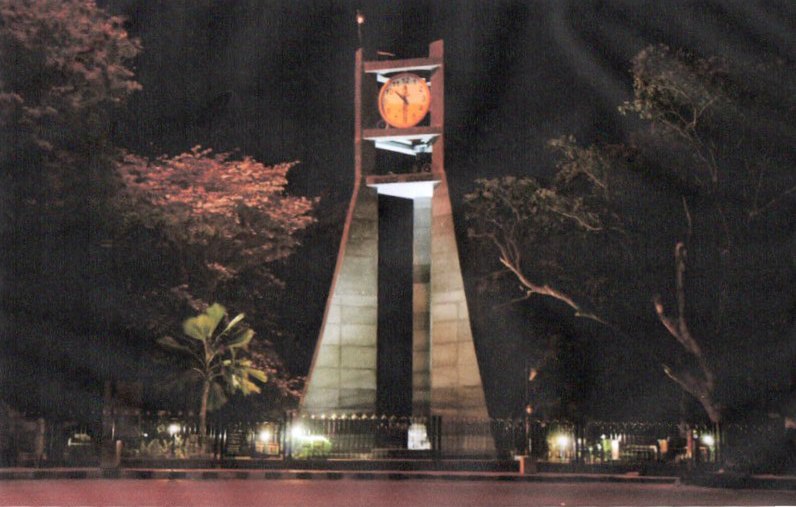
2,479,796,506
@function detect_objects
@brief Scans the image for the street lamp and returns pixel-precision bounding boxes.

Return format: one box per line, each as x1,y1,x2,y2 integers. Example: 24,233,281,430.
523,362,538,456
356,10,365,47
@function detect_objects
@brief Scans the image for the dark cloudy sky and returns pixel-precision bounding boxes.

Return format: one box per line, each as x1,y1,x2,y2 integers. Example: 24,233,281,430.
104,0,794,417
111,0,794,186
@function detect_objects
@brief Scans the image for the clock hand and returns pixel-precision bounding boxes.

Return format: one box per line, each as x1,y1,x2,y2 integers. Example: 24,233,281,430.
394,90,409,104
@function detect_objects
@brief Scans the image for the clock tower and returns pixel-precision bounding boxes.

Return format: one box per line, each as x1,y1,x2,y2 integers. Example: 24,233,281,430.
301,41,491,453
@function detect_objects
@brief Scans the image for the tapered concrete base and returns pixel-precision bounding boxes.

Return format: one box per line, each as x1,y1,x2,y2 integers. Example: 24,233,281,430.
302,175,491,430
302,186,379,413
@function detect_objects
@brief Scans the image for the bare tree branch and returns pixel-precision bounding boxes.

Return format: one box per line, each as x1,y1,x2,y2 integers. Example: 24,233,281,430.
553,209,603,231
682,196,693,243
498,253,609,326
655,242,719,422
749,184,796,219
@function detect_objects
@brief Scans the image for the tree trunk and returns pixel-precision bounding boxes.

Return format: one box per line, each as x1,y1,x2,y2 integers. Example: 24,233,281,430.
199,379,210,443
655,242,720,425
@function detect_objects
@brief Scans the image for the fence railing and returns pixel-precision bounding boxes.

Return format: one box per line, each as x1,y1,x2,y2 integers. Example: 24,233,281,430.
286,413,441,458
535,421,714,464
1,410,792,472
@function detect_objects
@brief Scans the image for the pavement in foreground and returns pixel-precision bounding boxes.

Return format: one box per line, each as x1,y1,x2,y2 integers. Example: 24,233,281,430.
2,466,796,490
2,478,796,506
0,467,677,483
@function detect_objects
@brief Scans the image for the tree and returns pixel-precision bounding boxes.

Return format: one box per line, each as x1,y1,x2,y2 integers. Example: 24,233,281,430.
465,45,795,425
0,0,141,185
464,161,641,420
0,1,315,423
0,0,141,418
113,147,316,417
158,303,267,440
620,45,794,424
465,168,611,325
114,146,317,333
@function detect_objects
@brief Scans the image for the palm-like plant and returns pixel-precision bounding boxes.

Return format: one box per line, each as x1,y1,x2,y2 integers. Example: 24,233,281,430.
158,303,267,440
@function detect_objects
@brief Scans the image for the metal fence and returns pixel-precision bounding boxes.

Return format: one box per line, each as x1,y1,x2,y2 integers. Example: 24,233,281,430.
534,420,716,464
0,418,101,467
112,413,732,462
286,414,441,458
1,410,793,471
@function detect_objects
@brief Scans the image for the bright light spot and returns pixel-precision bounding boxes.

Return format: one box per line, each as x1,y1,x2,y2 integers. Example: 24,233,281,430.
304,435,329,444
701,434,715,446
555,434,570,449
370,181,437,199
167,423,180,436
291,425,306,439
258,430,271,442
408,423,431,450
356,11,365,25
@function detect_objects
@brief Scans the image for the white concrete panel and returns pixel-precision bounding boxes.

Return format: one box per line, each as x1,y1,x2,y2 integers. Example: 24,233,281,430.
340,346,377,369
315,345,340,368
340,368,376,389
309,368,340,389
341,324,378,346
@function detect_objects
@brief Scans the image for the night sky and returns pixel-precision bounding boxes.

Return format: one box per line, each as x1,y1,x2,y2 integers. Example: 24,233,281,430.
31,0,795,418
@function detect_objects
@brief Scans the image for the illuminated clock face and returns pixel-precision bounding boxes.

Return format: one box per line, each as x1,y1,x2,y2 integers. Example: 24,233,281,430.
378,73,431,129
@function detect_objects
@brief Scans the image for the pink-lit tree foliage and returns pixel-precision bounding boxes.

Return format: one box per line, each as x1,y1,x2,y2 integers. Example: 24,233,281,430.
0,0,141,169
116,147,316,409
116,146,317,323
